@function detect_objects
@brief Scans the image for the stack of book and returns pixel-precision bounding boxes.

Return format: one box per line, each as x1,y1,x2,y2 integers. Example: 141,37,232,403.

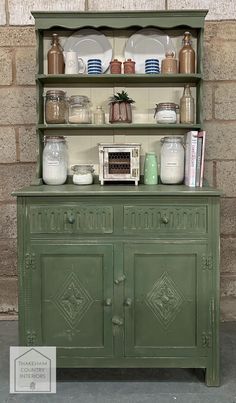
184,130,206,187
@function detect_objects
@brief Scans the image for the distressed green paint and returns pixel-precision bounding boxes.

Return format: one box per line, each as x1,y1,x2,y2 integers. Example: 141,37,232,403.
36,73,202,85
33,10,206,180
32,10,208,30
15,190,220,386
124,242,208,357
14,10,221,387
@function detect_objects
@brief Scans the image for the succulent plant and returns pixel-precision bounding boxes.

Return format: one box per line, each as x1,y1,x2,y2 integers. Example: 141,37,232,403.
109,90,135,104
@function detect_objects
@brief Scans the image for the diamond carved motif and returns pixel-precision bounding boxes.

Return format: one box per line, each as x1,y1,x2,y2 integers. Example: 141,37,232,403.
53,272,93,328
145,272,185,328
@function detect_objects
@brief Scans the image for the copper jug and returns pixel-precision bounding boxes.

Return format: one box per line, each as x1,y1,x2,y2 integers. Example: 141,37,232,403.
47,33,65,74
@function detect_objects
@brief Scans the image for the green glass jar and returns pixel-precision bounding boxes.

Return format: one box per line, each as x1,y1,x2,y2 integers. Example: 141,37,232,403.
144,152,158,185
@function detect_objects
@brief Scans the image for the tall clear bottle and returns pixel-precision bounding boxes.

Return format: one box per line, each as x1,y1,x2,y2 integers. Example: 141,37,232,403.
179,31,195,74
180,84,194,124
47,33,65,74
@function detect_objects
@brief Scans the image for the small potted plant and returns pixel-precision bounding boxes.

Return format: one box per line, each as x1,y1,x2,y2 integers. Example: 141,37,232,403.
109,90,135,123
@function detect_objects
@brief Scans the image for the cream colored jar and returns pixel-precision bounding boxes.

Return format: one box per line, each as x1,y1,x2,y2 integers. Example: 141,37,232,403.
160,137,185,184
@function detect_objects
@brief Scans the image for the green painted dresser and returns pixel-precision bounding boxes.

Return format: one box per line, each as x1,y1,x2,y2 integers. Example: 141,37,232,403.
14,10,221,386
14,185,221,386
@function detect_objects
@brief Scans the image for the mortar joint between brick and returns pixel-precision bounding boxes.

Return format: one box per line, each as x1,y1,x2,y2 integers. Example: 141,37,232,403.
11,48,17,85
212,82,216,120
15,127,20,162
0,201,16,206
213,160,217,188
5,0,9,26
221,234,236,239
221,273,236,279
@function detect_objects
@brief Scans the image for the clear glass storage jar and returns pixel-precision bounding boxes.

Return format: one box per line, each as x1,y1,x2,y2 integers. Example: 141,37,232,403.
43,136,68,185
160,137,184,184
71,164,94,185
68,95,91,124
45,90,67,124
154,103,177,124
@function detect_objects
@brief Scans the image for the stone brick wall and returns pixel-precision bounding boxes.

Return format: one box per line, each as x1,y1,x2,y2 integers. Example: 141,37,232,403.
0,0,235,320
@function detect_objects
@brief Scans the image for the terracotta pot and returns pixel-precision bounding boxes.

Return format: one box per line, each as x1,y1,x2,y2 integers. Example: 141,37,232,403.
109,102,132,123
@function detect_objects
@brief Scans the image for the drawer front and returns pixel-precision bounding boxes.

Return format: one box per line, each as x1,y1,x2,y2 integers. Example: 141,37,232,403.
29,205,113,234
124,205,207,234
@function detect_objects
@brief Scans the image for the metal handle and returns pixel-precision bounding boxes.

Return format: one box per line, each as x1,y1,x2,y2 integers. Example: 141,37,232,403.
161,215,169,224
104,298,112,307
67,213,75,224
114,274,126,285
112,316,123,326
124,298,132,307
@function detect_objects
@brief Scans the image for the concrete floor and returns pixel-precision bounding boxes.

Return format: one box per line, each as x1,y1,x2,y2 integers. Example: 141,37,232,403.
0,322,236,403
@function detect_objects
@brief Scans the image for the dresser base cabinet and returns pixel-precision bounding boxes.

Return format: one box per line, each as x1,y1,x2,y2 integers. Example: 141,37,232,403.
15,186,221,386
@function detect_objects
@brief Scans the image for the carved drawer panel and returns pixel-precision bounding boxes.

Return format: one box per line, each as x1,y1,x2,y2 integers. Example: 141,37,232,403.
124,205,207,234
29,205,113,234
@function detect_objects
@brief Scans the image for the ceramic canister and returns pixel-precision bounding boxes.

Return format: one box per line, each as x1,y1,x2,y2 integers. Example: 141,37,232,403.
123,59,135,74
144,152,158,185
110,59,122,74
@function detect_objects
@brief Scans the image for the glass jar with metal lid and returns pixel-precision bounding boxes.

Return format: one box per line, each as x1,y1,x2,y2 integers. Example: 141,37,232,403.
43,136,68,185
160,136,184,184
68,95,92,124
71,164,94,185
154,102,177,124
45,90,67,124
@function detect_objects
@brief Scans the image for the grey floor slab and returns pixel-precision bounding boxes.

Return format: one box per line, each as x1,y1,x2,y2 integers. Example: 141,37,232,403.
0,321,236,403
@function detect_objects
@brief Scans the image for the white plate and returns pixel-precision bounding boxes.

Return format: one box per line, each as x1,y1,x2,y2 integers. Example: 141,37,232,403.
124,28,175,74
64,28,112,73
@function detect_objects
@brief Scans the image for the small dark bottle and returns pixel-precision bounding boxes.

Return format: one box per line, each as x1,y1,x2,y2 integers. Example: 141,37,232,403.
47,33,65,74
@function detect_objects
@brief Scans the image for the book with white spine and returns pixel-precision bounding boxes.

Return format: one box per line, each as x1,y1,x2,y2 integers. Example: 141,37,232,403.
184,131,198,187
198,131,206,187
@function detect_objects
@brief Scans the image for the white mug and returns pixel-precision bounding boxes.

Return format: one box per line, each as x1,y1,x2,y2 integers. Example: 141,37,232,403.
63,51,86,74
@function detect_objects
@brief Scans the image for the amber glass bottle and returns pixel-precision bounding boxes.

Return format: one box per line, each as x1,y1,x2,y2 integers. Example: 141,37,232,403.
47,33,65,74
179,32,195,74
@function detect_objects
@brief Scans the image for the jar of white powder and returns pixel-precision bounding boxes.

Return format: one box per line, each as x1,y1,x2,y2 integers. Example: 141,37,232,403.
68,95,92,124
43,136,68,185
71,164,94,185
160,137,184,184
154,103,177,124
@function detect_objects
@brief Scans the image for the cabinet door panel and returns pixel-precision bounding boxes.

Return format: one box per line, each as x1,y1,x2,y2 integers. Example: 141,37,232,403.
31,243,113,357
124,242,208,357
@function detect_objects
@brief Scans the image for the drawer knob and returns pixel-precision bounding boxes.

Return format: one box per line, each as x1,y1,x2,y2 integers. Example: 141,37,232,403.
124,298,132,307
161,215,169,224
104,298,112,307
67,213,75,224
114,274,126,285
112,316,123,326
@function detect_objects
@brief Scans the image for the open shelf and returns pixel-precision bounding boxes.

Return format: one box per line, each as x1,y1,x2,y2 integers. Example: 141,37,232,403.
36,73,202,87
37,123,202,133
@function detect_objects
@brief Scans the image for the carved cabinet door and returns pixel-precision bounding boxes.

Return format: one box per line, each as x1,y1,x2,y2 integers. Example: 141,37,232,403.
124,242,211,357
28,243,114,357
